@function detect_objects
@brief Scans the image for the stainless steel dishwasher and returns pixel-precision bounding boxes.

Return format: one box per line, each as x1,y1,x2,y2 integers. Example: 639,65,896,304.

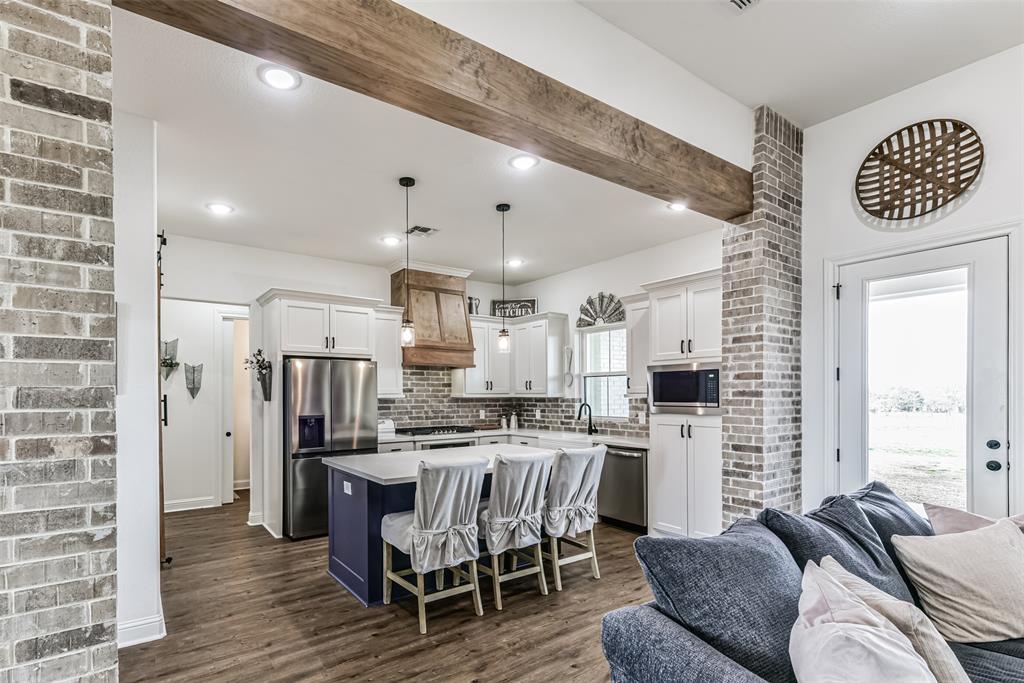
597,445,647,528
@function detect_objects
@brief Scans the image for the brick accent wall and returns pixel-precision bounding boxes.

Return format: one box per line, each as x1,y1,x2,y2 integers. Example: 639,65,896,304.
721,106,803,525
0,1,117,678
379,367,649,439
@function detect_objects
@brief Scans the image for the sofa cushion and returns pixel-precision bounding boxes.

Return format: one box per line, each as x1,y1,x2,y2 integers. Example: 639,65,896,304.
950,643,1024,683
759,495,914,602
971,639,1024,661
634,519,801,683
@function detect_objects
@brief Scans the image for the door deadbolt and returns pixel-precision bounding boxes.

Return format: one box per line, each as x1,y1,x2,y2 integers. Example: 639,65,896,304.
225,431,232,437
986,439,1001,450
986,460,1002,472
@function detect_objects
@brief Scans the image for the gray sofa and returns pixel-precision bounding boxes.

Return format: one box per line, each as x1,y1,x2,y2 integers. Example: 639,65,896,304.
602,482,1024,683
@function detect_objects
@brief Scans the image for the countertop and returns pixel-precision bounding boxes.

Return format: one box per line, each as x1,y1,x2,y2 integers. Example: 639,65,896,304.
377,427,649,450
323,443,549,485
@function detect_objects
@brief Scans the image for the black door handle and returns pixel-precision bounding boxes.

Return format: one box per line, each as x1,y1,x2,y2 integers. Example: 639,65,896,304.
986,460,1003,472
986,439,1001,450
680,340,684,354
680,424,685,438
688,424,692,439
627,377,631,389
331,336,336,349
226,431,232,437
688,339,693,353
324,336,329,349
161,395,168,426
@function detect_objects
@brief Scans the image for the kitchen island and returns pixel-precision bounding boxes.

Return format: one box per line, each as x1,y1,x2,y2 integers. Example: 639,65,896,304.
322,443,551,605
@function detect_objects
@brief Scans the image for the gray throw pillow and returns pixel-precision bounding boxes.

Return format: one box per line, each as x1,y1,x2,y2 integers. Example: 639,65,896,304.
758,495,914,603
634,519,801,683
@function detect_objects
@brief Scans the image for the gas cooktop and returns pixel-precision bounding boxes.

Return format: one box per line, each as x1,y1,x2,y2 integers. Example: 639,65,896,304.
395,425,476,436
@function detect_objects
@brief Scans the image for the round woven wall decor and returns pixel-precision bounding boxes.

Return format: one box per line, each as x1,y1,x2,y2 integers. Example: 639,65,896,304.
855,119,983,221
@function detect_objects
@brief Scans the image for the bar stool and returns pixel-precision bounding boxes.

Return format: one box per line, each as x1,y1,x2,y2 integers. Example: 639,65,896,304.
477,452,554,610
381,457,487,634
543,445,607,591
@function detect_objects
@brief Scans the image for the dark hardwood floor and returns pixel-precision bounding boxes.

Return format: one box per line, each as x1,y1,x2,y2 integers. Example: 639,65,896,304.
119,491,652,682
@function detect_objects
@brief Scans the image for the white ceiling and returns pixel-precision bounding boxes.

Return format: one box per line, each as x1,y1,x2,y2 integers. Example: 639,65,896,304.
581,0,1024,127
111,9,721,285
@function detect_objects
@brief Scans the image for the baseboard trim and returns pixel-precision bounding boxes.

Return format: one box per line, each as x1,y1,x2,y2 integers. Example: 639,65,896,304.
164,496,218,513
118,613,166,648
233,480,250,490
247,512,263,526
262,522,282,539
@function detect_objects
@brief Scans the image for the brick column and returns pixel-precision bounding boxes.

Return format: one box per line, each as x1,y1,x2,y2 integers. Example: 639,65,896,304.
0,0,117,678
722,106,803,525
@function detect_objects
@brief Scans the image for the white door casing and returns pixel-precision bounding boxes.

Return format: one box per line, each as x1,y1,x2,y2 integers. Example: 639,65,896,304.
837,237,1009,517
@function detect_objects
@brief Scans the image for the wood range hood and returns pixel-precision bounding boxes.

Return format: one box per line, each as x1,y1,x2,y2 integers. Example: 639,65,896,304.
390,265,475,368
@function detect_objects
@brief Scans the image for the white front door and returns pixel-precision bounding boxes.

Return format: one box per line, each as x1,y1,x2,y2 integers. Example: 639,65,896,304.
837,237,1009,518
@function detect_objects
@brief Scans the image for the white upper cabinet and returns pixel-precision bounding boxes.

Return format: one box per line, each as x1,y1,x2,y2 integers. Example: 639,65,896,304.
462,320,491,395
623,294,650,396
686,277,723,360
330,304,374,357
643,270,722,365
374,309,403,398
451,319,516,397
455,313,565,397
281,300,331,353
513,318,551,395
486,323,512,394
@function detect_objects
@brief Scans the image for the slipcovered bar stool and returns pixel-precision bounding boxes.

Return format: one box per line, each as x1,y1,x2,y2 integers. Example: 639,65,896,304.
381,457,487,635
543,445,607,591
477,452,554,610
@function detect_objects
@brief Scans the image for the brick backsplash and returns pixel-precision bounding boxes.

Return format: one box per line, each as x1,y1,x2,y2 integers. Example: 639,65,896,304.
0,0,118,678
379,367,649,439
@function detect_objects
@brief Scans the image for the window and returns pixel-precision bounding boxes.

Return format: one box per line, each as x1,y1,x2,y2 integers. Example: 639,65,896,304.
581,326,628,419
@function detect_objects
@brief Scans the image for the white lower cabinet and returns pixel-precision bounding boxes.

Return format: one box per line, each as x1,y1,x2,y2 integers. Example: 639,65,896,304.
478,435,509,445
648,413,722,538
380,441,414,453
510,435,539,447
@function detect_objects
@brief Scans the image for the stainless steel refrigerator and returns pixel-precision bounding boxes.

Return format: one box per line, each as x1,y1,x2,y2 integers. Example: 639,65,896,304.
283,357,378,539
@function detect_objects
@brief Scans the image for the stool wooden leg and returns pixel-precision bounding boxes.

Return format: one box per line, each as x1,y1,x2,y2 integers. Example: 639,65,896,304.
416,573,427,635
453,568,461,587
383,542,393,605
491,554,503,611
588,529,600,580
549,536,562,592
435,569,444,590
469,560,484,616
534,543,548,596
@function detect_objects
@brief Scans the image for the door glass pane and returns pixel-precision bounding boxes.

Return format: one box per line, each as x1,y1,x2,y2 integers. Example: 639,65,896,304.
867,268,968,509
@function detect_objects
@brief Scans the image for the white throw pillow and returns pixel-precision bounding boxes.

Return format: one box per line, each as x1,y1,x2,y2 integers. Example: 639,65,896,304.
892,518,1024,643
820,556,969,683
924,503,1024,535
789,560,936,683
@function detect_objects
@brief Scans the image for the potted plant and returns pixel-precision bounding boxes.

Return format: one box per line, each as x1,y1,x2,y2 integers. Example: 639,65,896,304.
244,349,273,401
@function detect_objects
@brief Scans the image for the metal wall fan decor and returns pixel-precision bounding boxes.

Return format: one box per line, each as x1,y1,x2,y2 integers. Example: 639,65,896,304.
855,118,983,221
576,292,625,328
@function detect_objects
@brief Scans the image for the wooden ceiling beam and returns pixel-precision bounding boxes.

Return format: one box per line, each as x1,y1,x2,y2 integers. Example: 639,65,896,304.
114,0,753,220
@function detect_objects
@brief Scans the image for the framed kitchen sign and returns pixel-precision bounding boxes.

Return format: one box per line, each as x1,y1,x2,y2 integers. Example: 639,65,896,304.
491,298,537,318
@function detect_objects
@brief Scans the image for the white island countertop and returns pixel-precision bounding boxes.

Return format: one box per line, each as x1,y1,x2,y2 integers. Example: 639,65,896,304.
378,427,649,450
323,443,552,485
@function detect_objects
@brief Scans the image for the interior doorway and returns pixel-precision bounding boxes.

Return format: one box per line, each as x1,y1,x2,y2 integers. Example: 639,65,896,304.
837,237,1009,517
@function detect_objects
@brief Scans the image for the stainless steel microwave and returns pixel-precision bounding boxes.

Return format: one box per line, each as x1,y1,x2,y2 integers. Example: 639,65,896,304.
648,363,721,414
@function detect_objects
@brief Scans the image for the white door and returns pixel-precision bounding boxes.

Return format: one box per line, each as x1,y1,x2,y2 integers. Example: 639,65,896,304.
487,323,512,394
281,300,329,353
330,305,374,357
219,316,235,504
625,301,650,395
650,288,686,362
374,314,404,398
512,323,532,393
687,278,722,359
838,238,1009,518
464,321,489,394
527,320,547,394
649,416,687,537
687,416,723,538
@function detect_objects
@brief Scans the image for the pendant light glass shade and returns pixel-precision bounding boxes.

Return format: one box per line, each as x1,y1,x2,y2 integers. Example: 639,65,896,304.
496,203,511,354
399,177,415,347
497,327,510,354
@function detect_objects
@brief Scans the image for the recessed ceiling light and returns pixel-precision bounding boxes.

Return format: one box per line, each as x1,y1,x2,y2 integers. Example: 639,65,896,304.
667,202,687,212
258,63,301,90
506,258,525,268
205,202,234,216
380,235,402,247
508,154,539,171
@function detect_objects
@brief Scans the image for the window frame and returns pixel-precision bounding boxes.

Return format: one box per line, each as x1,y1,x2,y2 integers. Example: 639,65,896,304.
578,322,629,420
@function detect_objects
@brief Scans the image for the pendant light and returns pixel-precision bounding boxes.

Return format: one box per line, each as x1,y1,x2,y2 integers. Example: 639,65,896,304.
399,177,416,347
496,203,511,354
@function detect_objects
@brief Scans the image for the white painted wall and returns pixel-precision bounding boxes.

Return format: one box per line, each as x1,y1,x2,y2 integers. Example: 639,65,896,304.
802,46,1024,509
398,0,753,171
113,110,164,646
160,299,248,511
515,228,724,320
